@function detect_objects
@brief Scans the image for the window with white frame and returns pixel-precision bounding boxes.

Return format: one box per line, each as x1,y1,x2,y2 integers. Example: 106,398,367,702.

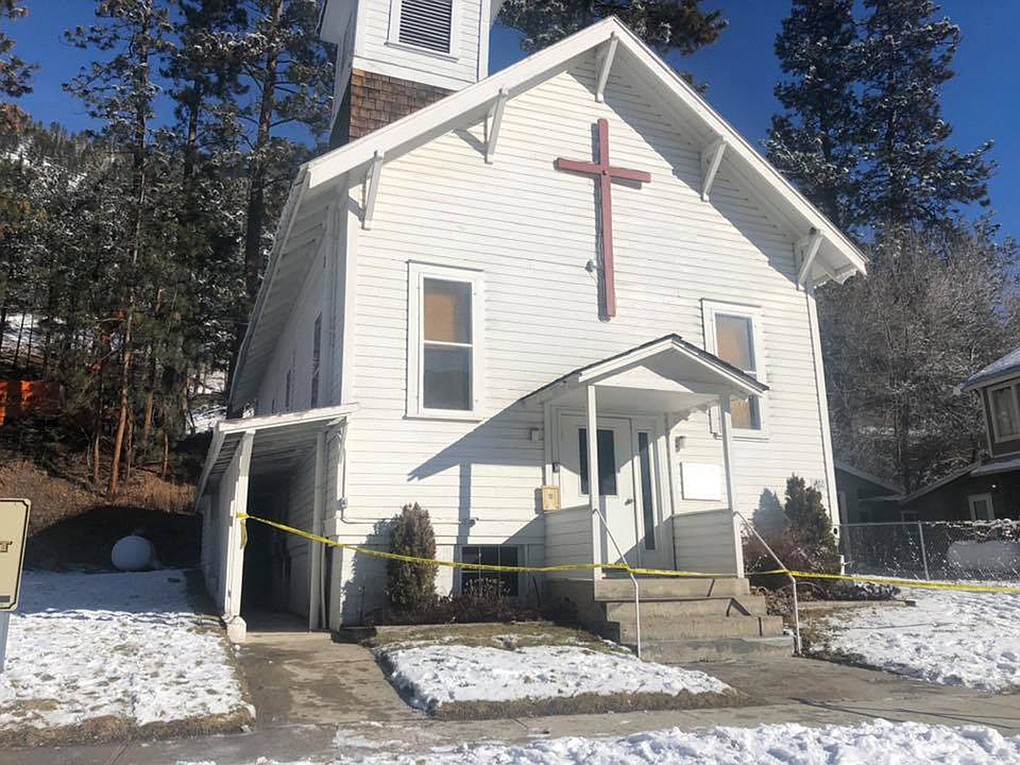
988,382,1020,442
407,263,483,418
702,300,766,434
392,0,455,55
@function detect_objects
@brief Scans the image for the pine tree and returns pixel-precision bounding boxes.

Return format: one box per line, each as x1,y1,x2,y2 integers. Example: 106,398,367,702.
0,0,33,102
228,0,333,307
65,0,176,493
857,0,993,229
767,0,861,232
498,0,726,57
769,0,1012,489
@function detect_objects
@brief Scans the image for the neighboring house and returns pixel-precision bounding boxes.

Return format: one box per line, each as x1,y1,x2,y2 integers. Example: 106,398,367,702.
196,3,867,642
833,461,903,525
893,349,1020,523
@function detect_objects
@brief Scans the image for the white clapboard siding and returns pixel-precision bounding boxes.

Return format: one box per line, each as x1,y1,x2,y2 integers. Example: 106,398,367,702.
355,0,482,89
338,53,833,552
544,506,594,579
672,508,741,576
257,238,328,415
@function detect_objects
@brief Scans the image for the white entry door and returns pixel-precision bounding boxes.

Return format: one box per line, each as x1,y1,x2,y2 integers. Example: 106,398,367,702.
559,415,638,565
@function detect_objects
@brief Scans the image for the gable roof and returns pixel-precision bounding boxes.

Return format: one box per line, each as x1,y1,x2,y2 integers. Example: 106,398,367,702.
833,460,903,494
523,333,769,407
230,16,868,406
959,347,1020,393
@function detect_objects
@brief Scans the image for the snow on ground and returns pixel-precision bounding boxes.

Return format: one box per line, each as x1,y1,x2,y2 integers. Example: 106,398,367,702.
175,721,1020,764
0,570,252,731
809,584,1020,691
189,403,227,434
382,644,730,711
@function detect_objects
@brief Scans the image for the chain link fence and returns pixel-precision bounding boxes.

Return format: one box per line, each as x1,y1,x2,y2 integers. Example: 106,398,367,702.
840,520,1020,581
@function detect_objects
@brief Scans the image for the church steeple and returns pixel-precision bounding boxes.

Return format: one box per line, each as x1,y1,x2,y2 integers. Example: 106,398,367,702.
320,0,500,147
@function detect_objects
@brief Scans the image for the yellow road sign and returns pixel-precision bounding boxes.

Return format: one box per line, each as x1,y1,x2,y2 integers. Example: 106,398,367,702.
0,499,30,612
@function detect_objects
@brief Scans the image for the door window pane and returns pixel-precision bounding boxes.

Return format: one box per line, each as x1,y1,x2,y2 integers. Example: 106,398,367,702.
423,345,471,410
578,428,618,496
424,279,471,343
991,386,1019,439
638,432,656,550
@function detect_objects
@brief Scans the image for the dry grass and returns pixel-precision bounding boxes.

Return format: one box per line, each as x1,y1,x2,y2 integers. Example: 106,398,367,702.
0,706,255,749
1,454,194,537
364,622,620,653
430,688,746,720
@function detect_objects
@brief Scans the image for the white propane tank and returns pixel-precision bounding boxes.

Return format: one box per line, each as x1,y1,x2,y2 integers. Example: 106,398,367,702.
111,535,156,571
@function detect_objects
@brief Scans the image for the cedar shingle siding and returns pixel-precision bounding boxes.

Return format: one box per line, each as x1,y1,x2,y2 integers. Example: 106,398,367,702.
332,69,450,147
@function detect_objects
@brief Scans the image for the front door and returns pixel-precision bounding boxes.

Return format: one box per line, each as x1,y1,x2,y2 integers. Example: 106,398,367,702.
559,415,638,566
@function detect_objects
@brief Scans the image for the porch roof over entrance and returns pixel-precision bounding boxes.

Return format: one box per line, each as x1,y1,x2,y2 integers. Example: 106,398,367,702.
195,404,357,499
522,334,767,414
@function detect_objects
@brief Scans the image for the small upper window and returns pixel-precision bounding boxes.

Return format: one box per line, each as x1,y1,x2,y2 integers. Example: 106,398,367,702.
398,0,454,53
408,264,482,418
310,314,322,408
989,383,1020,441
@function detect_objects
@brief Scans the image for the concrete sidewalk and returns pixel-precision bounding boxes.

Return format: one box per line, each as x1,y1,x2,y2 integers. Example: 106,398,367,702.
4,628,1019,764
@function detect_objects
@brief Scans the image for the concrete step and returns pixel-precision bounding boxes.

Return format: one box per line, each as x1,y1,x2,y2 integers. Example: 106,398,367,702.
594,577,750,601
611,615,783,643
603,595,768,622
637,635,795,664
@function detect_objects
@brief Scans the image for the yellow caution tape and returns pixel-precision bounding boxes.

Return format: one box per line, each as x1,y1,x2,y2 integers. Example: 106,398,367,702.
236,513,1020,595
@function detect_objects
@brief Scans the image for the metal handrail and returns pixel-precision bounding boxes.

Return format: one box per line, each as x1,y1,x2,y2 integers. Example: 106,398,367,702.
735,511,801,655
592,505,642,659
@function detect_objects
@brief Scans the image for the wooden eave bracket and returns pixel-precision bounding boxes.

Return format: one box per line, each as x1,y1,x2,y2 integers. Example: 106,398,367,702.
362,151,384,230
594,33,618,103
485,88,509,164
700,136,726,201
796,228,824,286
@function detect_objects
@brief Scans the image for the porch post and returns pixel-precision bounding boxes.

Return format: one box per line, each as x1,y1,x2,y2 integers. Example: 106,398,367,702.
223,430,254,642
586,384,601,580
309,429,327,631
719,394,744,577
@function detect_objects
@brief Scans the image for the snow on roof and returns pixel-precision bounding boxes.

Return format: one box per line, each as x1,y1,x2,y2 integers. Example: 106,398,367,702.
960,347,1020,392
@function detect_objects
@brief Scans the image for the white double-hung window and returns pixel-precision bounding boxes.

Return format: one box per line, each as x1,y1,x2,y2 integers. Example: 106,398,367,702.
407,263,483,418
702,299,767,435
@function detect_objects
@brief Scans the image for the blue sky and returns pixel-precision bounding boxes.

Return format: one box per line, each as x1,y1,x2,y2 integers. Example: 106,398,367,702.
9,1,1019,237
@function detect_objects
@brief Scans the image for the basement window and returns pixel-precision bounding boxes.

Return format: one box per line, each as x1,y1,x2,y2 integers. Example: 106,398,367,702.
460,545,519,597
394,0,455,55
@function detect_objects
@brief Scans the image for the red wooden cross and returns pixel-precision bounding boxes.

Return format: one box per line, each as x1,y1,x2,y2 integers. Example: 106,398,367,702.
555,118,651,319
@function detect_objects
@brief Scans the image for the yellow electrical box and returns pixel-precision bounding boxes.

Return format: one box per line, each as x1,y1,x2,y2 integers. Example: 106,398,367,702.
0,499,30,612
541,485,561,512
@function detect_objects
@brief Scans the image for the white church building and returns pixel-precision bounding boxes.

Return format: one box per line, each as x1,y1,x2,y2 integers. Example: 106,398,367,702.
197,0,866,645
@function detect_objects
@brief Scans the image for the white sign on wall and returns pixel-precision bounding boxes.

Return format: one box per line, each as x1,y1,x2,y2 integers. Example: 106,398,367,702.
680,463,723,501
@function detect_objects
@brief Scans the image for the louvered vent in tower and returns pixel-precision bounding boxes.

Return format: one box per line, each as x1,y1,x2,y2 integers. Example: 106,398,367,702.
398,0,454,53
